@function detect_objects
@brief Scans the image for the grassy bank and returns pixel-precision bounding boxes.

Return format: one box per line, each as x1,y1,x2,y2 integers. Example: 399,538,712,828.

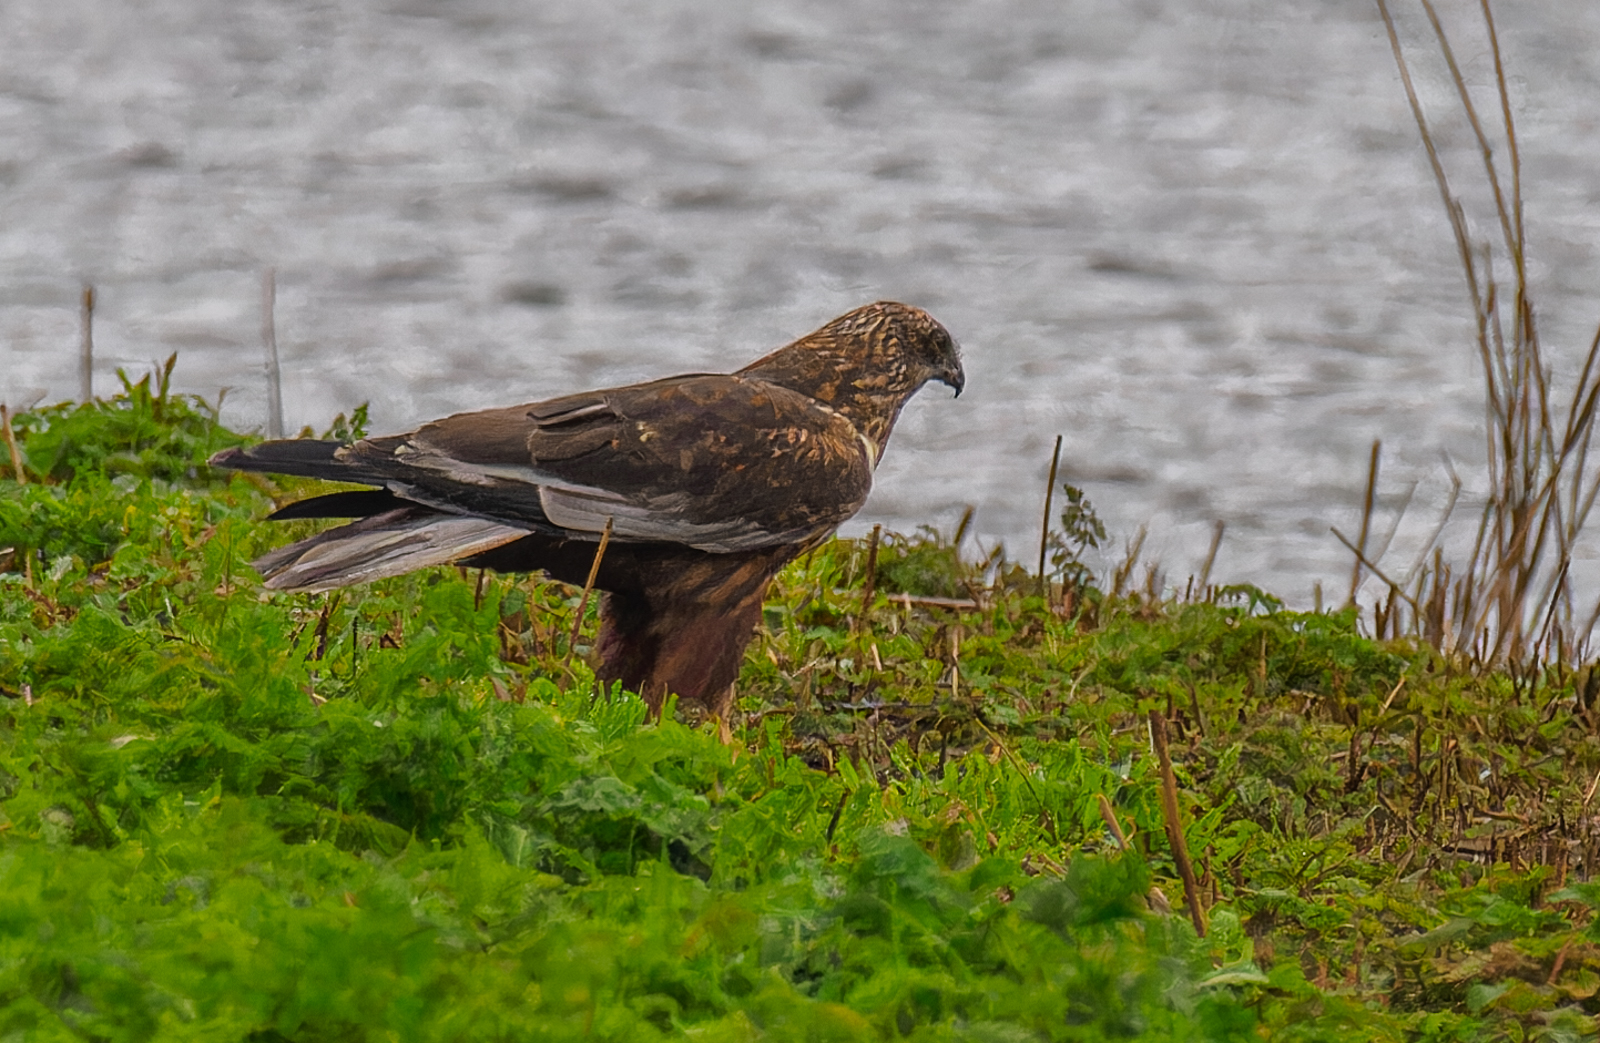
3,372,1600,1041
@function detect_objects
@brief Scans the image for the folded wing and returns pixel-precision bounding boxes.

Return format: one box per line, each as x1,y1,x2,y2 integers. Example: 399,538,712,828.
212,372,877,590
334,373,876,552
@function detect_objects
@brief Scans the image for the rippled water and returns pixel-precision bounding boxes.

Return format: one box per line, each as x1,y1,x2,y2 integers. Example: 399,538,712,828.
3,0,1598,603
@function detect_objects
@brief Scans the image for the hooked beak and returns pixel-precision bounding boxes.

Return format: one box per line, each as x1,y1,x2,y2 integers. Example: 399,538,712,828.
941,359,966,398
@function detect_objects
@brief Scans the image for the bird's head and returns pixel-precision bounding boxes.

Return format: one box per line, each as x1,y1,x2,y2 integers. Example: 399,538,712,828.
809,300,965,397
884,302,965,398
739,300,965,451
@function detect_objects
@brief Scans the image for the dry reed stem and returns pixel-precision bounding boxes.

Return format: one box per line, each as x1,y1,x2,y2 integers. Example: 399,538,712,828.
879,593,977,611
79,285,94,403
1096,793,1128,851
1,405,24,484
1349,440,1381,606
1037,435,1063,597
1331,527,1422,618
1366,0,1600,666
857,523,881,630
1149,709,1205,937
1197,520,1225,595
1111,527,1146,599
564,516,613,670
262,268,284,440
948,624,961,701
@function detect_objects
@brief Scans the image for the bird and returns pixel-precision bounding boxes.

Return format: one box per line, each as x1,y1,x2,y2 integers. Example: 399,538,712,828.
210,301,964,720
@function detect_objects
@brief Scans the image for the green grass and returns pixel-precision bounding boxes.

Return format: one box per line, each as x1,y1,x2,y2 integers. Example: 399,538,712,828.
3,373,1600,1040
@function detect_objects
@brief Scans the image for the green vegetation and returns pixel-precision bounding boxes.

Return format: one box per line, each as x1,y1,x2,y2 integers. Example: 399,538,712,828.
3,370,1600,1041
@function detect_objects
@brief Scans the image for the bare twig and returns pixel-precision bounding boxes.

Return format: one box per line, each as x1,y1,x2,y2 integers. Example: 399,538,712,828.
262,268,284,439
1096,793,1129,851
1111,527,1147,599
1198,520,1225,594
1349,440,1381,606
858,523,881,629
564,517,613,669
0,405,24,484
885,593,980,610
1331,526,1424,618
1150,710,1205,937
79,285,95,403
1037,435,1063,597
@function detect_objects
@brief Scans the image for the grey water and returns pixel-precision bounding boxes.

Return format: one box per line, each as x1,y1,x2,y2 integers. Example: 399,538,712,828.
3,0,1599,605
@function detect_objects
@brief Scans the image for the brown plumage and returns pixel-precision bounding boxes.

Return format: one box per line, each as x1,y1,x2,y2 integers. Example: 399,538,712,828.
210,301,964,718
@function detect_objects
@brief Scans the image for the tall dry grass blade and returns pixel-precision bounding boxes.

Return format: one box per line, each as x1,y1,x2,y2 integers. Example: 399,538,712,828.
79,285,95,403
564,517,614,671
1349,440,1382,606
1,405,24,484
1149,710,1205,938
1368,0,1600,666
1404,455,1461,583
1368,478,1419,568
857,523,881,630
1332,526,1423,620
1198,520,1225,594
1418,0,1519,263
1111,527,1146,599
1037,434,1063,597
262,268,284,439
1478,0,1522,256
953,505,974,548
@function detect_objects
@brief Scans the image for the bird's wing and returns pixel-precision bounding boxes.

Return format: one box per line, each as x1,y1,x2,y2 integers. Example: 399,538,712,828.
338,374,875,552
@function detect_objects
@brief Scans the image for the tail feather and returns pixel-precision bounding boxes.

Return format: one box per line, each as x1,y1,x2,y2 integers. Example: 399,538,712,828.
254,507,528,592
210,442,387,484
268,489,408,520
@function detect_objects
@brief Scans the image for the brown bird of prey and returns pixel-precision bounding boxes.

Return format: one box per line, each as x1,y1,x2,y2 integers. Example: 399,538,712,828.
211,301,964,719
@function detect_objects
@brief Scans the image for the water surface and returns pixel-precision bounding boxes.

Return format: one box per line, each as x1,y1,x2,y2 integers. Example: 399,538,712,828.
3,0,1598,603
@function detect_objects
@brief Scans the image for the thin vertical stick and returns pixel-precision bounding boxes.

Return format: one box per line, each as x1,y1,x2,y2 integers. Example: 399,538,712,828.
949,624,961,700
1,405,24,483
1096,793,1129,851
1198,520,1225,594
564,517,614,668
952,504,974,548
1150,709,1206,938
79,285,95,403
1349,439,1381,606
1479,0,1523,280
1037,435,1063,597
857,523,881,629
262,268,284,439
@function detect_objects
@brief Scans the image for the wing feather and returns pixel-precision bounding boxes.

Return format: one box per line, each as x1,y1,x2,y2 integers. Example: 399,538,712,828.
253,509,527,592
331,374,873,551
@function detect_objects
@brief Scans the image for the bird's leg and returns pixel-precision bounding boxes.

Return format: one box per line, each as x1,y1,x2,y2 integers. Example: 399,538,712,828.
594,586,766,721
593,549,793,723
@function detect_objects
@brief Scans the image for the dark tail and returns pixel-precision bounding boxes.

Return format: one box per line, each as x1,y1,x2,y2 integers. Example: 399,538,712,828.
209,441,387,484
268,489,409,520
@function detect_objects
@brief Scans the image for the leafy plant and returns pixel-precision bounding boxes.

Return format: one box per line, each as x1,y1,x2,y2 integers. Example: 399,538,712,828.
1050,482,1107,585
6,362,1600,1039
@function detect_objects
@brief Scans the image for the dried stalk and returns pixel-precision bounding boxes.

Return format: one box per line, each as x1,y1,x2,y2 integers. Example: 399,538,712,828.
262,268,285,439
1037,435,1063,597
857,523,881,630
564,517,614,669
1,405,24,484
79,285,95,403
1361,0,1600,666
1149,710,1205,937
